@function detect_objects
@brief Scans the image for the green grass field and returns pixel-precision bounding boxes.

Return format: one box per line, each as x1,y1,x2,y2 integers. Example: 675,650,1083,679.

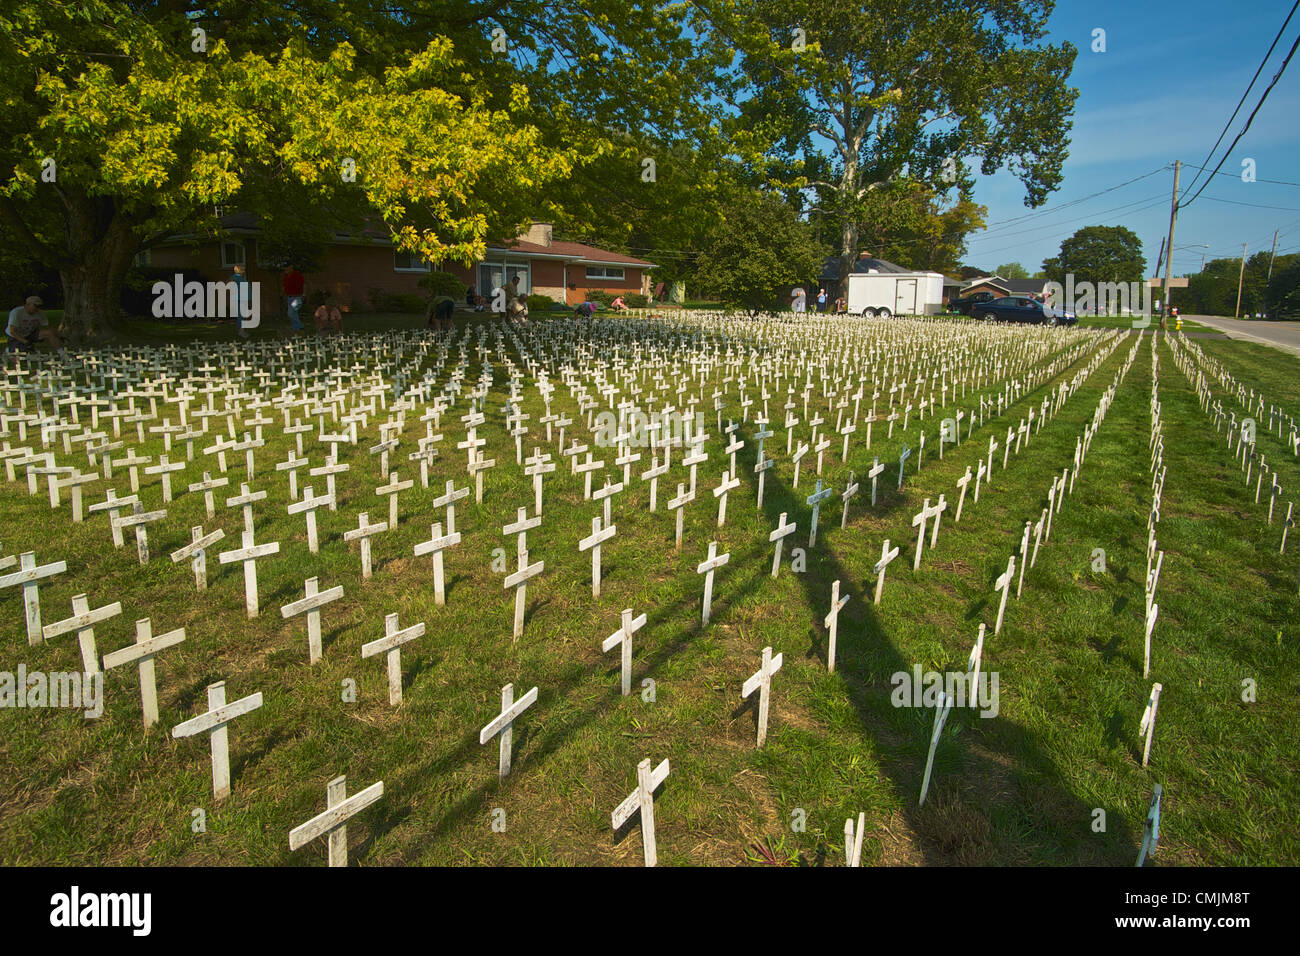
0,313,1295,866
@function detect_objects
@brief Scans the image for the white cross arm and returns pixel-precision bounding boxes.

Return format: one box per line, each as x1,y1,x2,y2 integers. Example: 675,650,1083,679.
479,686,539,743
172,691,264,737
287,493,334,514
219,542,281,563
171,529,225,561
43,601,123,639
281,586,344,618
611,759,670,829
288,781,385,851
503,561,544,589
602,613,647,651
580,525,617,550
742,653,783,697
414,531,462,555
103,627,185,669
362,622,425,657
0,560,68,588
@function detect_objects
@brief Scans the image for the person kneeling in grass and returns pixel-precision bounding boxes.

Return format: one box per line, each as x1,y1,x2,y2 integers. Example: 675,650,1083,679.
426,294,455,332
5,296,61,351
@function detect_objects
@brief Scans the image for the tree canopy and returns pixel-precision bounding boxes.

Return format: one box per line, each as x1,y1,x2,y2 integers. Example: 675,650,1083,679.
1042,226,1146,288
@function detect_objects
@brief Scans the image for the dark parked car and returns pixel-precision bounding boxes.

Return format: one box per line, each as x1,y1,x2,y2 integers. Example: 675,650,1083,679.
948,290,997,315
972,296,1076,326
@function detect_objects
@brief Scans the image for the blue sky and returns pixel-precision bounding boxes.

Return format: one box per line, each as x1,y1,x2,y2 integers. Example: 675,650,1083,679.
963,0,1300,276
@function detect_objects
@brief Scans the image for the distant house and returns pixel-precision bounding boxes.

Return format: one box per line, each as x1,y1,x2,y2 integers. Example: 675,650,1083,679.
958,275,1051,300
149,216,656,312
819,254,963,304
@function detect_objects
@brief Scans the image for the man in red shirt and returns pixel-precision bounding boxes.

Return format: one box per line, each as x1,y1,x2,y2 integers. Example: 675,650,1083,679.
283,267,305,332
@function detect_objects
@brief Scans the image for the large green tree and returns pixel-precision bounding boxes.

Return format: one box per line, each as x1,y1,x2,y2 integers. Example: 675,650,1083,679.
693,194,827,314
716,0,1077,284
1042,225,1146,288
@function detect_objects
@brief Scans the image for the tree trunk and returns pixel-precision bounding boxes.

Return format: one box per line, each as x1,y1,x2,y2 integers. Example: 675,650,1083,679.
58,207,136,345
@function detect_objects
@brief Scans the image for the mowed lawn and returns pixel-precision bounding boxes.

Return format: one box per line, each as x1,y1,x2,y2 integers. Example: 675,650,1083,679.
0,313,1296,866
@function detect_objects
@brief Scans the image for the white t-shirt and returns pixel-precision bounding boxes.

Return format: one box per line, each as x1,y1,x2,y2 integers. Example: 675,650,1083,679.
6,306,48,340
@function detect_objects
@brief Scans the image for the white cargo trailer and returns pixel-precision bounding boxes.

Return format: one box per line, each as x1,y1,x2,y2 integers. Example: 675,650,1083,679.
845,271,945,317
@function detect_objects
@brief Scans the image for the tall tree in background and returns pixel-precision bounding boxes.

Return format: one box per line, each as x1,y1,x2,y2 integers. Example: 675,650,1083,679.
1042,225,1145,288
996,262,1029,279
717,0,1077,286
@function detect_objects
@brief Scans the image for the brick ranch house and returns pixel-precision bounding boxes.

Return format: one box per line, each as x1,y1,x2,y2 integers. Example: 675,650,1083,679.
148,216,656,312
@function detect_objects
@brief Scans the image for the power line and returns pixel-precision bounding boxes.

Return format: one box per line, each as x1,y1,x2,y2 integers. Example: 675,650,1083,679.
1179,27,1300,213
1198,195,1300,213
1180,0,1300,198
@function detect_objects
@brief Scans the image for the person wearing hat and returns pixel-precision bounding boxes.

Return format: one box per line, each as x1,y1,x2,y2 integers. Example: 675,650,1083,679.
6,296,61,351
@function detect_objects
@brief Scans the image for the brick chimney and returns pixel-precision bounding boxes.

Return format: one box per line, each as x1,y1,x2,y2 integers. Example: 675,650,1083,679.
522,221,553,247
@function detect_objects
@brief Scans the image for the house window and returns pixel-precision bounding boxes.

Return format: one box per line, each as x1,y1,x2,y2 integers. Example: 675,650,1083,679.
394,251,432,273
476,262,530,296
585,266,625,281
220,242,245,268
132,250,151,267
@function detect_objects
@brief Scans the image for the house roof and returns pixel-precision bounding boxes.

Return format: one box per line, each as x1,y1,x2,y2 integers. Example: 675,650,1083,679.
961,275,1048,295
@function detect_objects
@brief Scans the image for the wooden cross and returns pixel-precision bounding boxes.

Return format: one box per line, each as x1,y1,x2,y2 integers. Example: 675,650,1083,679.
343,511,388,580
287,485,334,554
374,471,413,529
579,515,617,598
823,580,849,673
432,479,470,534
1136,784,1163,867
592,476,625,527
218,528,281,618
479,682,539,778
640,455,669,512
696,541,730,627
1143,602,1159,680
88,489,139,548
754,455,774,510
768,512,797,578
113,501,167,565
713,469,741,527
804,478,835,548
289,775,385,868
362,612,425,706
188,471,229,519
414,521,461,606
280,577,344,664
144,455,185,503
911,498,933,571
896,444,911,490
955,466,972,522
667,482,695,552
928,494,947,550
844,812,867,867
1139,682,1163,767
504,549,544,640
612,758,670,867
918,690,955,807
986,434,999,488
43,593,122,675
840,471,859,529
171,681,264,800
873,539,900,605
170,525,225,591
524,448,556,514
994,554,1016,635
602,607,647,696
0,551,69,645
1016,521,1031,597
102,617,186,729
868,457,885,507
974,459,986,504
791,441,809,488
742,645,783,747
276,450,307,499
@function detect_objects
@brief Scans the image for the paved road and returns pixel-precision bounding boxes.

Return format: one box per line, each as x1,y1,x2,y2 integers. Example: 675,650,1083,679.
1185,315,1300,357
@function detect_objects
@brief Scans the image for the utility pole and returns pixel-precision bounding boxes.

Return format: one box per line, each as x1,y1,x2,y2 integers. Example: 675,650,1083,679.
1235,243,1248,318
1161,161,1181,321
1267,229,1279,282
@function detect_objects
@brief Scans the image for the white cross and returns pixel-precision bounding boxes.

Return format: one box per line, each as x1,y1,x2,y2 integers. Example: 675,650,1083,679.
102,617,186,729
218,529,281,618
114,501,168,565
280,577,344,664
1138,682,1163,767
1136,784,1163,867
994,554,1016,635
362,612,425,706
868,457,885,507
375,470,414,529
806,478,834,548
742,645,784,747
844,812,867,867
479,682,539,778
919,690,954,807
287,485,334,554
188,471,229,519
343,511,388,580
696,541,730,627
713,469,741,527
171,681,264,800
640,455,669,512
431,479,470,534
840,471,859,529
289,775,385,868
414,521,461,606
823,580,849,673
0,551,67,645
612,757,669,867
503,549,545,640
1143,602,1159,680
873,539,900,605
955,466,972,522
768,512,798,578
43,593,122,675
754,455,774,510
602,607,647,696
667,482,695,552
170,525,225,591
579,515,617,598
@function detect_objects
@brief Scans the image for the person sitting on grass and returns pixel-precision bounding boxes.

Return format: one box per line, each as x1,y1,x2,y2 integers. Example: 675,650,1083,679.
574,300,598,319
426,294,455,332
313,293,343,335
5,296,61,352
610,295,629,313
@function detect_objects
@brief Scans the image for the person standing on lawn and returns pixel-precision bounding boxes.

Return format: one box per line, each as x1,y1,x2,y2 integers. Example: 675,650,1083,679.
283,266,305,332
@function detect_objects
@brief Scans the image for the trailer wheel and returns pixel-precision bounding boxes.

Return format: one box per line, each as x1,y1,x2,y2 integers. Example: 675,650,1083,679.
876,307,892,319
861,307,877,318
